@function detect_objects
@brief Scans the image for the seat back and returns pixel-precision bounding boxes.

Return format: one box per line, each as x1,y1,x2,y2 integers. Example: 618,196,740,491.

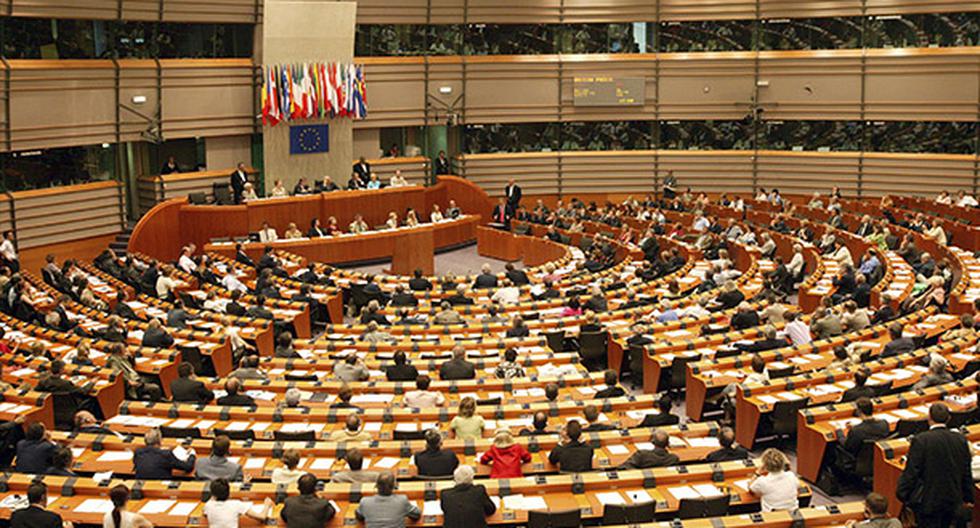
188,192,207,205
513,224,531,236
213,428,256,441
578,331,608,363
160,426,202,439
677,498,705,519
853,439,877,479
393,430,427,441
628,345,646,383
51,392,80,431
601,502,655,525
767,365,796,379
212,183,232,205
272,430,315,442
948,408,977,430
669,354,702,391
894,418,928,438
285,373,319,382
771,397,810,436
871,380,893,398
703,494,731,517
544,330,566,353
527,508,582,528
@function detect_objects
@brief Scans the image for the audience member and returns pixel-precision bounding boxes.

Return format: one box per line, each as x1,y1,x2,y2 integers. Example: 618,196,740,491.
414,429,459,478
440,465,496,528
355,472,421,528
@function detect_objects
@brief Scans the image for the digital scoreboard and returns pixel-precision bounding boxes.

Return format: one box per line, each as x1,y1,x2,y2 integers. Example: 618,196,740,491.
573,77,645,106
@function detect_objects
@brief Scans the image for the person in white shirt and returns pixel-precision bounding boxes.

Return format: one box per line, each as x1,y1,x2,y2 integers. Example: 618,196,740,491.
784,311,812,345
389,170,409,187
831,242,854,268
692,213,710,232
935,191,952,205
924,220,946,246
155,266,179,299
490,279,520,305
0,231,18,272
202,291,226,312
258,222,278,243
270,179,288,198
430,204,445,222
104,484,153,528
385,212,399,230
271,449,305,487
957,190,978,207
241,182,258,201
749,448,799,512
221,271,248,293
177,246,196,275
786,244,805,278
404,375,445,407
203,478,273,528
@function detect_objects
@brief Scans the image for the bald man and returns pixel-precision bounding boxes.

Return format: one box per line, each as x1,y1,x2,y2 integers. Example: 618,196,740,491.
216,377,255,407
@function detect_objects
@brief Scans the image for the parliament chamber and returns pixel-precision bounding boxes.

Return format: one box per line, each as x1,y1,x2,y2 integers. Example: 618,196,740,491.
0,2,979,528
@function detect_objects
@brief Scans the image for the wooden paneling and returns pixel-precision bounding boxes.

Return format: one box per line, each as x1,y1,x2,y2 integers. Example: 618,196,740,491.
5,0,259,22
758,0,864,18
10,181,124,249
163,0,259,23
465,56,561,124
357,58,428,129
561,0,658,23
658,52,756,120
10,0,118,19
459,150,979,199
160,59,255,139
368,156,430,186
864,48,980,122
117,60,160,144
560,55,657,121
758,51,863,121
20,233,118,275
466,0,562,24
7,60,116,151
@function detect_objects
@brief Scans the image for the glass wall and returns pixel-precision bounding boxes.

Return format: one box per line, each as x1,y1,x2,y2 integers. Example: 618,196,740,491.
0,144,117,191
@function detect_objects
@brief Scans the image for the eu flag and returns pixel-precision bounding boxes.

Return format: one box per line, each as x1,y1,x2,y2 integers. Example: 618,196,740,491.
289,124,329,155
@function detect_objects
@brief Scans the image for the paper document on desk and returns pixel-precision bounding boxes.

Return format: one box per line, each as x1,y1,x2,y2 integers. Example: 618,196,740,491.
172,446,192,462
244,457,266,469
140,500,176,515
693,484,724,497
97,451,133,462
686,437,721,448
169,502,198,516
606,444,630,455
423,501,443,516
668,486,701,500
75,498,114,513
596,492,626,505
626,490,653,503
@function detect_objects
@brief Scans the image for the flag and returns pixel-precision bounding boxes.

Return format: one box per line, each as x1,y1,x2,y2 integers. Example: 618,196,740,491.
289,124,329,154
261,62,368,126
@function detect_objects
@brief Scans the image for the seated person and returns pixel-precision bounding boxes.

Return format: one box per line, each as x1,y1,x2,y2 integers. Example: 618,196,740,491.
355,472,421,527
583,404,616,432
281,473,337,526
331,448,380,484
170,362,214,404
141,318,175,348
334,354,370,382
841,368,876,403
195,435,244,481
736,325,789,353
880,322,915,358
404,375,446,407
216,377,255,407
621,428,679,469
846,493,902,528
329,384,361,411
705,426,750,462
414,429,460,478
439,346,476,380
547,420,593,472
480,429,531,479
329,414,373,443
385,350,419,382
830,397,888,489
520,411,551,436
749,448,799,512
15,422,57,474
639,395,680,427
134,428,196,479
594,370,626,399
911,357,953,390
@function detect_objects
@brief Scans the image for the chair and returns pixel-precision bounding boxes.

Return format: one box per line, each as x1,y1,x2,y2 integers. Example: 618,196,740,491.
853,439,878,483
513,224,531,236
627,345,646,385
578,331,608,368
559,234,571,245
871,380,893,398
893,418,928,438
188,192,207,205
578,237,593,252
160,426,202,439
273,430,315,442
51,393,80,431
544,330,566,353
770,397,810,440
668,354,702,393
214,428,255,441
393,430,427,441
960,358,980,379
948,408,977,429
678,495,730,519
285,373,319,382
527,508,581,528
767,365,796,379
601,502,655,525
212,183,232,205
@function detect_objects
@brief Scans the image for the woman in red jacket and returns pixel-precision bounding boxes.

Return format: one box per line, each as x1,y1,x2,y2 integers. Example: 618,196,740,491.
479,429,531,478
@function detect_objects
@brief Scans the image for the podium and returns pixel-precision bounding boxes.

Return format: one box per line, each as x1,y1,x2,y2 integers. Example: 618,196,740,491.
387,225,435,275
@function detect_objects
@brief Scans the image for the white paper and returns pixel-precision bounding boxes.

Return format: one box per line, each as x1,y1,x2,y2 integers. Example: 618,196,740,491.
423,501,443,516
375,457,400,469
244,457,266,469
139,500,177,514
606,445,630,455
309,458,336,470
97,451,133,462
596,492,626,505
168,502,198,516
693,484,724,497
75,498,114,513
626,490,653,504
668,486,701,500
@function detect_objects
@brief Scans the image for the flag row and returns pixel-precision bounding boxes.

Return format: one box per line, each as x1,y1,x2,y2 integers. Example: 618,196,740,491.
261,62,368,126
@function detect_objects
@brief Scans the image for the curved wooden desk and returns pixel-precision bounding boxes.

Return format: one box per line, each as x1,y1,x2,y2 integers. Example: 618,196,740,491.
205,215,480,268
128,175,493,261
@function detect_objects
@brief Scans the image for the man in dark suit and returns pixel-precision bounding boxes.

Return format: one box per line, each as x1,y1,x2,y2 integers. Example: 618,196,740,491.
35,360,92,395
548,420,593,472
385,351,419,382
440,347,476,380
281,473,337,528
225,290,247,317
74,410,114,435
841,368,877,403
166,298,192,329
10,483,64,528
829,397,889,490
897,403,973,528
415,429,460,477
134,428,196,479
353,156,371,182
170,362,214,404
161,156,180,175
408,269,433,291
639,395,681,427
446,285,474,306
142,319,175,349
595,370,626,399
440,465,496,528
881,322,915,358
230,162,248,204
504,178,522,213
533,280,561,301
583,404,616,432
15,422,57,474
434,151,451,176
389,284,418,307
473,264,498,289
216,377,255,407
504,263,529,286
621,428,680,469
705,427,750,462
736,325,789,353
246,295,274,320
520,411,552,436
233,243,254,267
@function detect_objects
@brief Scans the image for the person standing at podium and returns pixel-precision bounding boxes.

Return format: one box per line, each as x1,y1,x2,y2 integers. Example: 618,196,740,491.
504,178,522,213
434,151,451,175
354,156,371,181
491,198,511,230
230,162,248,204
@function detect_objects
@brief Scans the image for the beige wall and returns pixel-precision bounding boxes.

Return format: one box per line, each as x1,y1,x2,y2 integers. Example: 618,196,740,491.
262,0,356,190
353,128,382,160
206,135,252,170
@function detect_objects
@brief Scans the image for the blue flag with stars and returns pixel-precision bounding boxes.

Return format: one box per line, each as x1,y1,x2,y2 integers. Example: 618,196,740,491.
289,124,329,155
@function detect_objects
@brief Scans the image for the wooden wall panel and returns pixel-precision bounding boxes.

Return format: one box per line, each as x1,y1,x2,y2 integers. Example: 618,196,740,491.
561,151,656,194
466,0,561,24
10,0,118,18
7,60,116,151
864,49,980,122
860,153,976,197
464,57,561,124
758,0,864,18
758,52,863,121
561,0,658,23
10,181,124,249
160,59,255,139
756,150,861,196
357,58,428,128
864,1,980,16
354,0,431,24
461,152,560,197
658,150,755,195
658,0,756,21
120,0,161,21
424,58,464,126
657,53,756,120
560,55,657,121
163,0,259,23
117,60,160,144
